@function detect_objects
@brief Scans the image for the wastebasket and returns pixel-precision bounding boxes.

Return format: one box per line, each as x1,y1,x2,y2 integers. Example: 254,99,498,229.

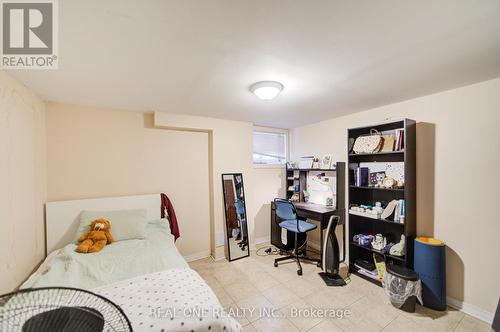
383,263,422,313
414,237,446,310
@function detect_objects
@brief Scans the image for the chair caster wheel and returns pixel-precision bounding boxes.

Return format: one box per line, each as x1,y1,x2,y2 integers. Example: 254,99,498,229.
274,262,278,267
317,262,321,267
297,270,302,276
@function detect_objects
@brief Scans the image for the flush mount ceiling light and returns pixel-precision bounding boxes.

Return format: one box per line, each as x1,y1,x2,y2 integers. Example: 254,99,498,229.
249,81,284,100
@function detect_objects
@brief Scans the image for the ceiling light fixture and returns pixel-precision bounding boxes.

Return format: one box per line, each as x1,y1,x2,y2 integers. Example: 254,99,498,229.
249,81,284,100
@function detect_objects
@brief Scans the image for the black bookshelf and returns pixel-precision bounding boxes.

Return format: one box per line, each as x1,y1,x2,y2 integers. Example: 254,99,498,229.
347,119,416,286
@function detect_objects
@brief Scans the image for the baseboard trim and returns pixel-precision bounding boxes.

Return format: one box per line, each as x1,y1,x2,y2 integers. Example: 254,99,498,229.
252,236,270,248
183,250,211,263
307,241,321,252
212,256,226,262
447,296,494,324
213,245,227,261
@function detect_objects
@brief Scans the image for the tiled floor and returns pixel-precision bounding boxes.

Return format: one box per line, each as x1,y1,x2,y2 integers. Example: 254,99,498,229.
188,246,491,332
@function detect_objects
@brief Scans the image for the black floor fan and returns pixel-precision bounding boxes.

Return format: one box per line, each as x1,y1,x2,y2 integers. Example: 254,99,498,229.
0,287,132,332
319,215,347,286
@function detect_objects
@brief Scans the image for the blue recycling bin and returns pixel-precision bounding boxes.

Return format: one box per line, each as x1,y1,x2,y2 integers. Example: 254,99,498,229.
414,237,446,311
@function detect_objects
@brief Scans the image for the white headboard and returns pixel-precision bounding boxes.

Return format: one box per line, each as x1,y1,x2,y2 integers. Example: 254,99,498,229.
46,194,161,254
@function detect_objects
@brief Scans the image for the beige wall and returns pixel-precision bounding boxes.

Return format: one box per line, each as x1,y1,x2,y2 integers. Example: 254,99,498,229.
290,78,500,316
153,113,284,258
45,103,210,258
251,168,285,241
0,71,46,293
45,106,283,262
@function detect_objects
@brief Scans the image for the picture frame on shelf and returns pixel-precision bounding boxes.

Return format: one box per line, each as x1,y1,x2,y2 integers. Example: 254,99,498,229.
369,171,386,187
312,157,320,169
321,155,332,169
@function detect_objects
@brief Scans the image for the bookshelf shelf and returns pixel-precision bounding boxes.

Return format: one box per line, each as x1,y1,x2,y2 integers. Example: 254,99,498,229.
349,185,404,192
348,150,404,157
349,213,405,226
347,119,416,284
351,242,406,262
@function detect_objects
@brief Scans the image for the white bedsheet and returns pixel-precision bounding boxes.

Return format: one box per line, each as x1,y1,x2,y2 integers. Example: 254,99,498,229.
94,268,241,332
22,219,188,289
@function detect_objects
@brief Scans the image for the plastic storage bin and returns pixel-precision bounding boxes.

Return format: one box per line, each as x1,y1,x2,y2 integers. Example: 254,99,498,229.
383,264,422,313
414,237,447,311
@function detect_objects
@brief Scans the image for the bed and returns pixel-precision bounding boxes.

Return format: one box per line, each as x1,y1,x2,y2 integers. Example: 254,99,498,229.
21,194,241,332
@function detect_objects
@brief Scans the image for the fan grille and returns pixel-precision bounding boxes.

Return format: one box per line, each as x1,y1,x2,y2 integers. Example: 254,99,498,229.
0,287,132,332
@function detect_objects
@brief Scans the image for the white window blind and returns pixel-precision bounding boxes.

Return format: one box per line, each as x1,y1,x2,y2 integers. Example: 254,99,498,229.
253,131,286,165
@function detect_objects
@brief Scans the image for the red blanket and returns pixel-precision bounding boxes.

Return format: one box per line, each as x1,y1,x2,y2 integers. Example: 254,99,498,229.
160,193,180,241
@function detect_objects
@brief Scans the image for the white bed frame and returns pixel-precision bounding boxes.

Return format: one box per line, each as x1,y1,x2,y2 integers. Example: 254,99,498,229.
45,194,161,254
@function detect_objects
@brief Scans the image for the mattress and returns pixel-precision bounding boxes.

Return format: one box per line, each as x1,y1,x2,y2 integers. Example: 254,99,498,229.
11,219,241,331
21,219,188,289
94,268,241,332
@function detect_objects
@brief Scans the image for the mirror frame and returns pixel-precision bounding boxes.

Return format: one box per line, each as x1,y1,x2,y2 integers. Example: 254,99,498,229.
221,173,250,262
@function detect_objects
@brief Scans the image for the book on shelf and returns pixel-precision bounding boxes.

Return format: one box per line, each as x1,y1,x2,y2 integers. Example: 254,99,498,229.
373,254,386,280
394,129,404,151
393,199,405,223
399,199,405,223
356,267,379,280
355,167,369,186
354,263,378,277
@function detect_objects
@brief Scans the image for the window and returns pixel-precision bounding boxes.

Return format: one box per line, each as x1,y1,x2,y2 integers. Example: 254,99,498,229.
253,128,287,166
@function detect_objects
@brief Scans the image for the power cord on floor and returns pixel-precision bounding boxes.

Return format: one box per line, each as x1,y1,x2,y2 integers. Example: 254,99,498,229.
256,239,310,257
256,246,281,256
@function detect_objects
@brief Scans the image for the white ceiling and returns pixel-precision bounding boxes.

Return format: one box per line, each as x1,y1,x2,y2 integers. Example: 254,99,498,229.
8,0,500,128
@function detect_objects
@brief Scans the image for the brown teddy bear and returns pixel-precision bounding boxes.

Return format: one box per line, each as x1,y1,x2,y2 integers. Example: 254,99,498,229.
75,218,114,253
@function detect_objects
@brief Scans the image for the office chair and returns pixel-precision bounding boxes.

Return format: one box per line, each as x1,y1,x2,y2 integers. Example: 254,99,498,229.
273,198,321,275
234,199,248,251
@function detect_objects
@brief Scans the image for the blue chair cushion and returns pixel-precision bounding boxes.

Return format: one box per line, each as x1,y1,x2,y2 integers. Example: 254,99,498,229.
279,219,317,233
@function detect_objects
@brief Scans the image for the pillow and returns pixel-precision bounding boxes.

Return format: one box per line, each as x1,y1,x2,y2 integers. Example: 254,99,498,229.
74,209,147,242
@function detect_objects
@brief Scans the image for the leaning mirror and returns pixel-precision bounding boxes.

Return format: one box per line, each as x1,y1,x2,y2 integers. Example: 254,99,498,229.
222,173,250,261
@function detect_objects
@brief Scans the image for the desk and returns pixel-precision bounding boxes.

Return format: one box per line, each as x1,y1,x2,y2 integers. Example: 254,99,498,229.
271,201,345,265
295,202,344,265
294,202,337,226
272,162,346,265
